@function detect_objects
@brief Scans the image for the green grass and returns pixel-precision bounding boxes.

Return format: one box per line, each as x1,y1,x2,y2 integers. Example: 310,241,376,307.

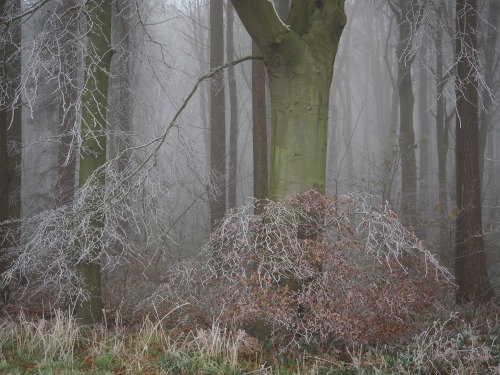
0,309,498,374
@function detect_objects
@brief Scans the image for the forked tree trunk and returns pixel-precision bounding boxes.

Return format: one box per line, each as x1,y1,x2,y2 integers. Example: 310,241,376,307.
454,0,494,303
76,0,113,324
232,0,346,202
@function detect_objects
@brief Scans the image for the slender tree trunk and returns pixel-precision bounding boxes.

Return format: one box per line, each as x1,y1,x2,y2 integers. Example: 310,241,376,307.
396,6,417,227
0,0,22,302
227,1,238,209
76,0,113,324
435,34,452,262
380,14,399,205
209,0,226,229
434,11,450,220
113,0,134,255
454,0,494,303
479,0,499,182
418,56,429,224
56,0,79,208
252,42,268,215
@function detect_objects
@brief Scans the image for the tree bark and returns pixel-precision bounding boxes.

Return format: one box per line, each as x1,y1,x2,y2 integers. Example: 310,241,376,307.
0,0,22,302
209,0,226,229
76,0,113,324
232,0,346,201
392,0,418,227
418,57,429,221
479,0,499,182
55,0,79,208
252,42,268,215
454,0,494,303
227,1,238,209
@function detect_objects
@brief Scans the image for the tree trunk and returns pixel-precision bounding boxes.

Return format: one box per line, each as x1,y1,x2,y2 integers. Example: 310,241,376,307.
479,0,499,182
0,0,22,302
209,0,226,229
76,0,113,324
232,0,346,201
418,56,429,226
227,1,238,209
396,3,417,227
435,37,452,262
433,6,453,263
233,0,345,341
252,42,268,215
113,0,135,256
454,0,494,303
381,13,399,205
56,0,79,208
267,57,333,200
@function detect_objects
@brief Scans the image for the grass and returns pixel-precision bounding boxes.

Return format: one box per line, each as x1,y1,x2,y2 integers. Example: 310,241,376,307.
0,308,498,374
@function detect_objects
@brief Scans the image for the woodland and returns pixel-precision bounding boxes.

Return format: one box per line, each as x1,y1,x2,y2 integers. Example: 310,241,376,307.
0,0,499,373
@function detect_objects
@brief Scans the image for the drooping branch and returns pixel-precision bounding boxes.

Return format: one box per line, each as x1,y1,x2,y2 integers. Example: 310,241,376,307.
0,0,51,25
124,55,263,182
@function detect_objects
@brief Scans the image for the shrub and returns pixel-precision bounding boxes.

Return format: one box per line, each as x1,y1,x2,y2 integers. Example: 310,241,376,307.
153,191,453,346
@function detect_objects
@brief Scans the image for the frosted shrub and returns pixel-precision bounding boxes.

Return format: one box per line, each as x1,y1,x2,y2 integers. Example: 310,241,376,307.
149,191,453,345
196,191,453,345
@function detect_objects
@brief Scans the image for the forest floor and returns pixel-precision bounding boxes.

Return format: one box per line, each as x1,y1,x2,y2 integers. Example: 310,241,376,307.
0,302,499,374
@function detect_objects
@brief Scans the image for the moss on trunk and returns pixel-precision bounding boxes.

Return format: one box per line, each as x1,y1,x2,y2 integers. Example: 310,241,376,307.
76,0,113,324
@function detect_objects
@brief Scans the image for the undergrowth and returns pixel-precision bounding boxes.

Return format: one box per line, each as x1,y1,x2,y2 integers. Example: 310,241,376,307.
0,305,498,374
1,192,498,373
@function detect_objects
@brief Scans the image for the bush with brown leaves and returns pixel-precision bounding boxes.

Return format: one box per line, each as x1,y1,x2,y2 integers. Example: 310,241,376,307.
152,191,454,346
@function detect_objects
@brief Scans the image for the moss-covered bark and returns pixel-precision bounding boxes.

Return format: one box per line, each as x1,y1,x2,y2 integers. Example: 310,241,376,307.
76,0,113,324
232,0,346,201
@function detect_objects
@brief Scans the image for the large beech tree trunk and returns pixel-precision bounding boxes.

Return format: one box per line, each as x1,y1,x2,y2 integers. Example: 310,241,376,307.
76,0,113,324
454,0,494,303
232,0,346,201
